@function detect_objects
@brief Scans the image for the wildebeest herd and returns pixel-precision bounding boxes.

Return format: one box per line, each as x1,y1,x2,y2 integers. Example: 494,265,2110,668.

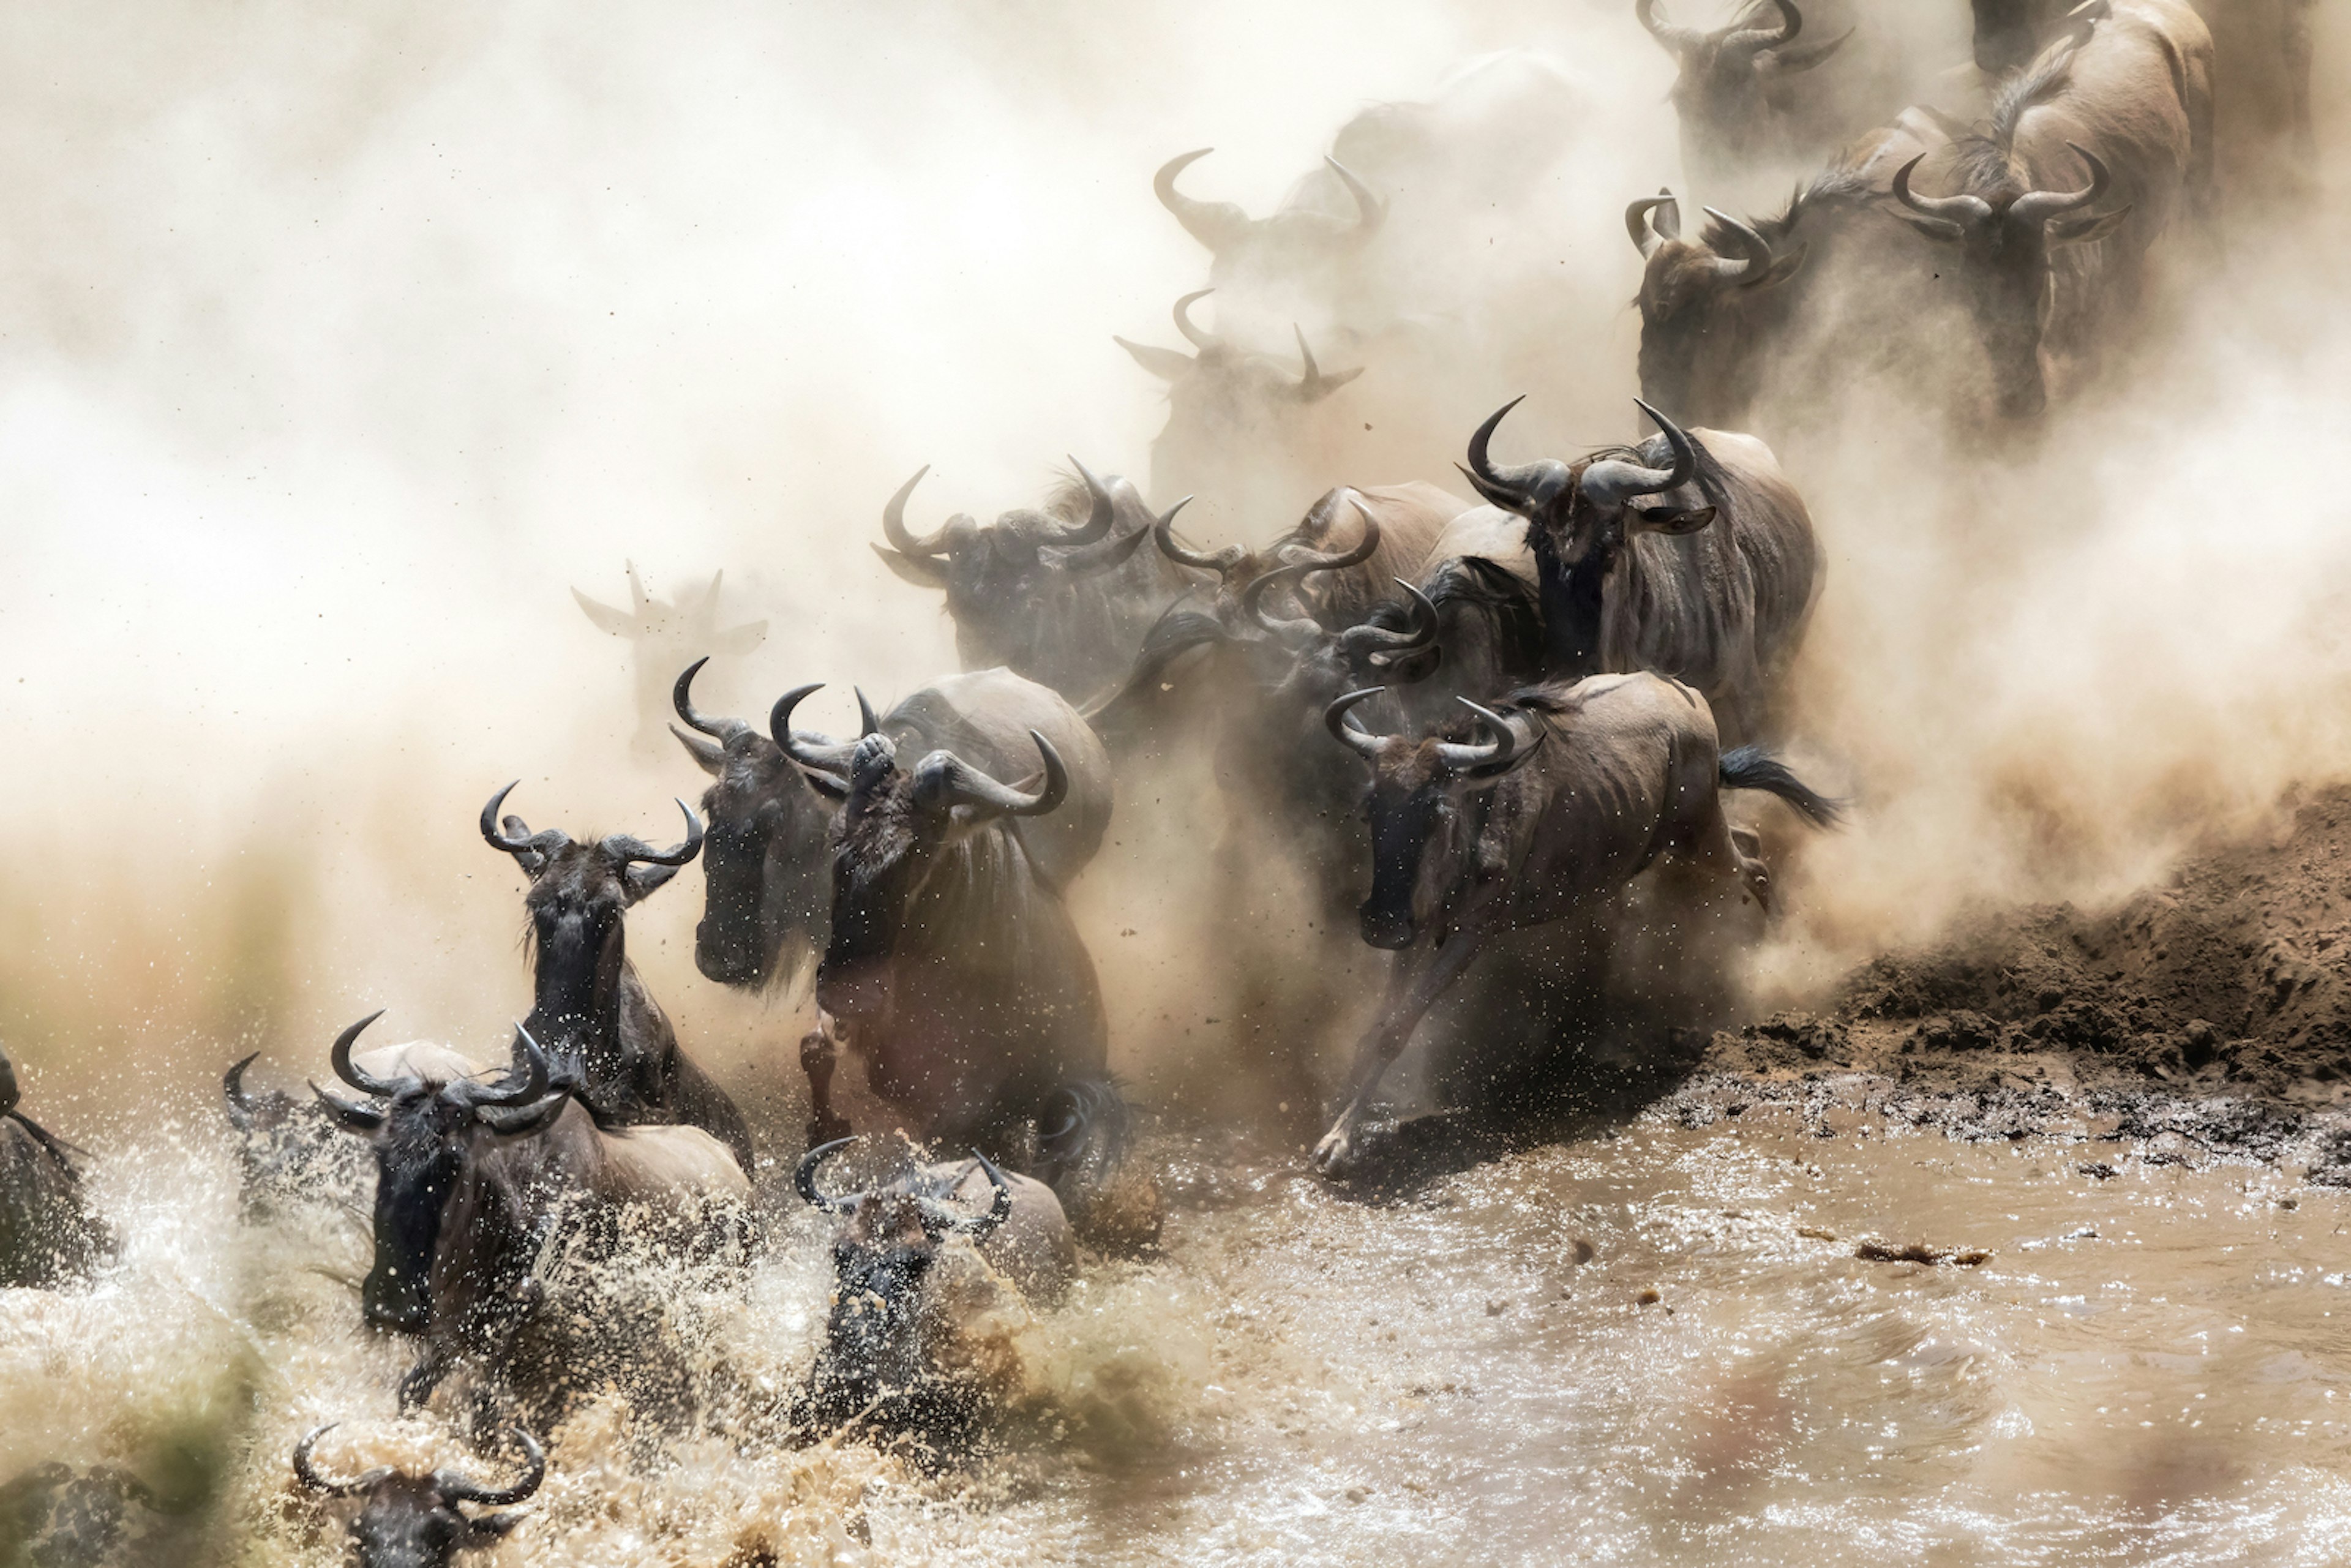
0,2,2312,1562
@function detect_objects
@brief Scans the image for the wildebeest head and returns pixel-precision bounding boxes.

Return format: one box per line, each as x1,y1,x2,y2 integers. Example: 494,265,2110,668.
312,1016,570,1334
1117,289,1362,418
1152,147,1386,269
1636,0,1848,151
792,1138,1011,1432
670,658,839,989
224,1053,364,1217
293,1424,542,1568
776,691,1071,1022
1627,191,1809,419
478,783,702,1057
1325,687,1545,950
1890,143,2128,419
572,563,767,758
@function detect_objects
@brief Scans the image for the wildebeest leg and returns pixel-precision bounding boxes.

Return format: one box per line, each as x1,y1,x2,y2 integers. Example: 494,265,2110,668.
398,1349,449,1412
1311,925,1489,1179
800,1024,852,1148
1682,796,1771,914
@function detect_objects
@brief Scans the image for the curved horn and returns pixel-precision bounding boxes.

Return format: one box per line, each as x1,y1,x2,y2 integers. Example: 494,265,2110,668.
1635,0,1702,51
770,683,856,789
852,688,880,736
1154,149,1249,252
926,1150,1014,1237
1240,561,1328,647
1463,397,1575,515
433,1429,546,1507
1433,698,1528,773
795,1136,861,1212
1626,192,1679,258
1322,155,1387,242
917,731,1070,819
459,1022,553,1109
1288,325,1364,403
1892,153,1992,227
331,1010,411,1099
223,1053,262,1131
480,782,569,865
1292,495,1385,575
1049,457,1117,547
1324,686,1389,761
1700,206,1773,282
1725,0,1801,52
604,800,703,868
672,657,749,743
2010,143,2113,228
291,1426,392,1498
1172,288,1220,352
1580,399,1697,507
1152,498,1248,576
881,466,951,558
1340,577,1441,660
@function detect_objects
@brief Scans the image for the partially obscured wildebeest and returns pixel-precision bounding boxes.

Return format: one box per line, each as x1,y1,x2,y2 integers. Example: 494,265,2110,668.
774,670,1130,1217
292,1424,542,1568
573,563,767,759
1890,0,2213,418
872,460,1198,706
670,657,837,991
313,1018,752,1406
1153,147,1385,305
0,1461,198,1568
223,1052,369,1220
1460,398,1818,745
791,1138,1073,1439
1311,673,1841,1175
1636,0,1853,193
479,784,754,1174
0,1043,111,1288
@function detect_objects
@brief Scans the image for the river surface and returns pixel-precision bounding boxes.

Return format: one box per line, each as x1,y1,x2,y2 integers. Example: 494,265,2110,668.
6,1102,2350,1566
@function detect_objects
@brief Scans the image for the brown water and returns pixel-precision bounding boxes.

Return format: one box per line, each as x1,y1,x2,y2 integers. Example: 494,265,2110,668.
10,1104,2350,1566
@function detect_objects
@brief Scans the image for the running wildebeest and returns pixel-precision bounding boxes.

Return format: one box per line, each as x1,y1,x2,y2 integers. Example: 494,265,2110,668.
1889,0,2213,418
312,1018,752,1406
1635,0,1853,193
223,1052,369,1220
791,1137,1073,1439
1458,397,1819,745
292,1425,542,1568
671,656,837,991
573,563,767,759
1311,672,1842,1175
772,669,1130,1217
0,1043,112,1288
873,460,1198,706
479,784,754,1173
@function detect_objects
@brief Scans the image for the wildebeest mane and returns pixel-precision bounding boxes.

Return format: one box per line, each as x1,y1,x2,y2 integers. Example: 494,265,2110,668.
1407,556,1545,675
1950,42,2079,193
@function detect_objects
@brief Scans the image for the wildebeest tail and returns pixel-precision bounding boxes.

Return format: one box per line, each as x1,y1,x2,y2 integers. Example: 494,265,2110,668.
1037,1077,1163,1250
1717,746,1845,828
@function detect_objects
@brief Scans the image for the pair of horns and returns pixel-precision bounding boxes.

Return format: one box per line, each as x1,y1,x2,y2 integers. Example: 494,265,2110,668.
1153,148,1385,253
882,458,1115,558
1637,0,1800,55
1116,290,1363,402
795,1137,1014,1239
1892,143,2112,232
294,1424,544,1506
478,782,702,871
1325,688,1540,775
315,1011,552,1111
770,685,1067,820
1626,190,1782,283
1460,397,1697,515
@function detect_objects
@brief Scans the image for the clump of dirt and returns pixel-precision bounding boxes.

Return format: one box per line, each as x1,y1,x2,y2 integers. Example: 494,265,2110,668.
1688,784,2351,1180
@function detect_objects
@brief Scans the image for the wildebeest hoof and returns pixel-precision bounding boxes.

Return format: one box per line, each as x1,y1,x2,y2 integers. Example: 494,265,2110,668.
1311,1123,1362,1180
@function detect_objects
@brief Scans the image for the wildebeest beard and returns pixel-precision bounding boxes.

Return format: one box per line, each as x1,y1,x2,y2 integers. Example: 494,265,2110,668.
362,1092,468,1333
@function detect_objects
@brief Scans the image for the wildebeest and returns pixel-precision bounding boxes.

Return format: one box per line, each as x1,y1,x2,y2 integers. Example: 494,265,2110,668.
1889,0,2213,418
872,460,1198,706
1635,0,1853,193
773,669,1130,1215
313,1017,751,1406
1153,146,1386,303
0,1462,198,1568
291,1424,542,1568
1310,672,1841,1175
1459,397,1818,745
791,1137,1073,1439
223,1052,369,1220
670,657,837,991
479,784,754,1174
572,563,767,759
0,1043,112,1288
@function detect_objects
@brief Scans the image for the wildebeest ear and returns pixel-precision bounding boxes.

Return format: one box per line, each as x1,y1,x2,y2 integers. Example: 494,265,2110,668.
670,724,727,776
711,620,767,656
309,1082,386,1133
474,1092,570,1138
871,544,949,588
571,588,636,636
622,862,681,902
468,1512,528,1540
1112,336,1196,382
1754,241,1809,290
1628,503,1717,536
2049,203,2131,246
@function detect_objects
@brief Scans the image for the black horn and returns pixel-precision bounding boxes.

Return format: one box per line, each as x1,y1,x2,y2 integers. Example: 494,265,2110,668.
923,1150,1014,1237
770,683,857,790
880,466,952,558
291,1427,392,1498
1324,685,1389,762
795,1136,862,1213
432,1429,546,1507
1153,497,1249,576
1892,153,1992,228
2010,143,2113,228
1339,577,1441,662
330,1010,411,1099
480,782,569,866
1433,697,1537,775
913,731,1069,820
604,800,703,869
1461,397,1574,515
673,657,749,743
1627,190,1680,258
1701,206,1773,282
1049,458,1118,547
1580,399,1697,507
223,1053,262,1132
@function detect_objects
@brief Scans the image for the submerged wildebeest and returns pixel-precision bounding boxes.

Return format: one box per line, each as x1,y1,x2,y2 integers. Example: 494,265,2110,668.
1635,0,1853,193
670,656,837,991
1889,0,2213,418
872,459,1198,706
0,1043,112,1288
572,563,767,759
292,1425,542,1568
223,1052,369,1220
1458,397,1818,746
313,1017,752,1408
772,669,1131,1219
479,784,754,1173
1310,672,1842,1175
791,1137,1073,1441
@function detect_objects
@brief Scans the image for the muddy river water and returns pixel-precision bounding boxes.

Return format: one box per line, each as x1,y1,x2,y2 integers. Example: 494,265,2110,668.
6,1103,2349,1566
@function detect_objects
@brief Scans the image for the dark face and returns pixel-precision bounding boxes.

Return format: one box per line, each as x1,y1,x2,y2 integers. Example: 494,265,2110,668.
1637,247,1732,418
348,1477,520,1568
358,1091,472,1333
816,748,937,1021
1954,222,2053,419
1357,746,1455,950
812,1201,940,1416
935,517,1068,671
521,846,651,1042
